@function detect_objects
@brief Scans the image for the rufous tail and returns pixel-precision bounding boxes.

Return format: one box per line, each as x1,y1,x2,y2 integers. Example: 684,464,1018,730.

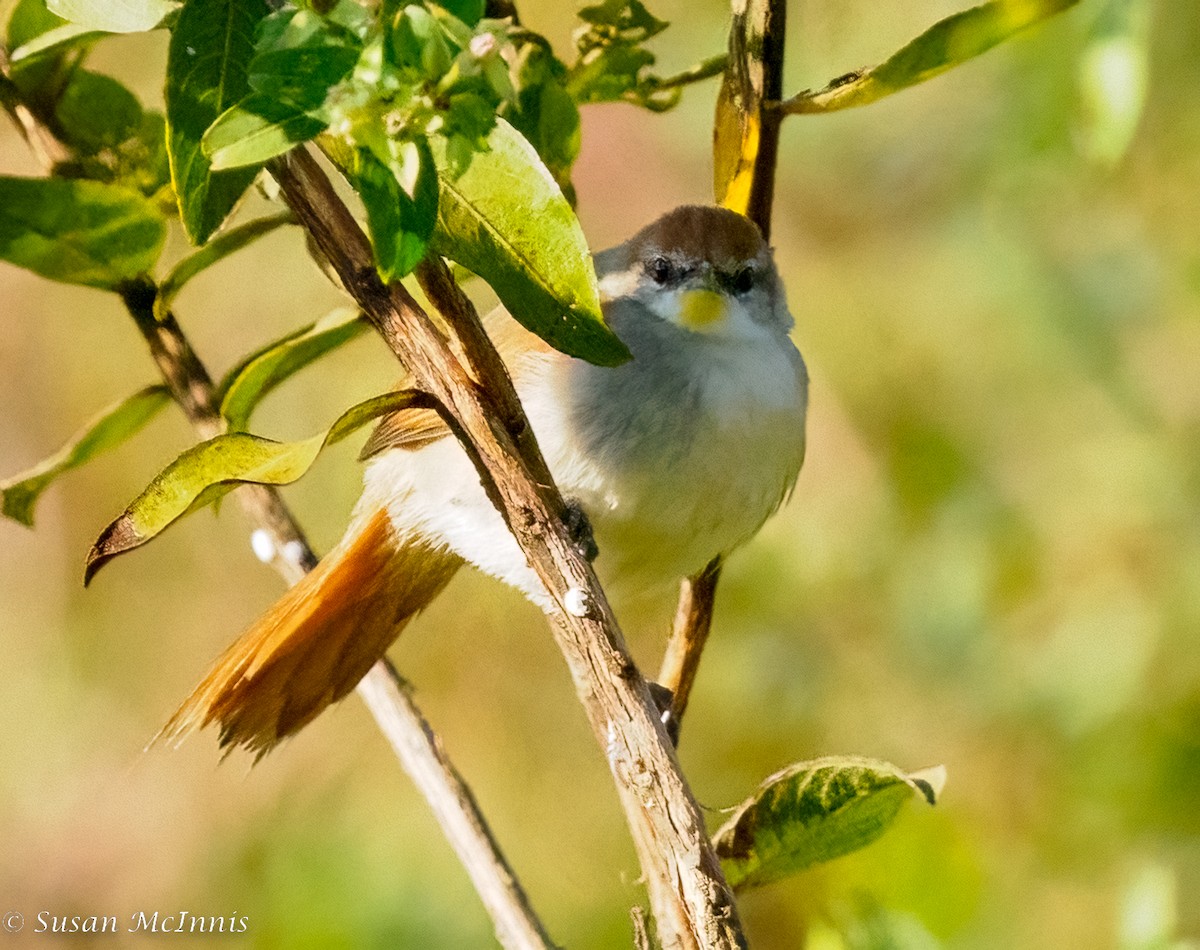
161,508,460,757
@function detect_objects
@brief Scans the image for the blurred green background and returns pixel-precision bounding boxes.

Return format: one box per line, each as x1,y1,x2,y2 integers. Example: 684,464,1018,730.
2,0,1198,946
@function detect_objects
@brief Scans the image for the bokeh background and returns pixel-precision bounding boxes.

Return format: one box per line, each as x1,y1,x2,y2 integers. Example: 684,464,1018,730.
2,0,1197,946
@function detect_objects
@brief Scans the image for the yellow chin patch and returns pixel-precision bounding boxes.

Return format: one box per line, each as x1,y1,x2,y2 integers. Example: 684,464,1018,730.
679,289,728,332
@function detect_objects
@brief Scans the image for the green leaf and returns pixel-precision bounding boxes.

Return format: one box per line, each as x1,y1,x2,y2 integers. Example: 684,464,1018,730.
201,9,361,170
1,386,170,527
156,211,295,318
437,0,485,27
203,96,330,170
429,119,628,366
8,19,98,63
54,70,143,153
218,307,368,431
355,140,438,282
783,0,1081,115
7,0,66,49
84,390,428,583
713,757,945,890
568,0,670,108
391,5,453,80
0,176,166,288
46,0,177,32
6,0,99,86
165,0,270,244
246,9,361,109
503,41,581,194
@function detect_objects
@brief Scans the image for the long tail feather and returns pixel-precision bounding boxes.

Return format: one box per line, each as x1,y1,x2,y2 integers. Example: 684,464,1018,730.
161,509,460,757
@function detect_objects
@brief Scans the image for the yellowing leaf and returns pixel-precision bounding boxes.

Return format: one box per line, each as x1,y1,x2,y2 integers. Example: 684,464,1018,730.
1,386,170,527
84,390,429,584
782,0,1080,116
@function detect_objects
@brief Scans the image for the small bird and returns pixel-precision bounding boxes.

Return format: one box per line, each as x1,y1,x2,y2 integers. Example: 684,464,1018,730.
166,205,809,755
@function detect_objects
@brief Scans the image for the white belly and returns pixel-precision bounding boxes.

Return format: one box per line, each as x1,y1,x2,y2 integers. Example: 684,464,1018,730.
362,327,807,609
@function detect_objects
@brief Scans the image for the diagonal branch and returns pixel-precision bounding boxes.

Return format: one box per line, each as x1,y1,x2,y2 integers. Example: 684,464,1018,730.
0,72,552,950
123,277,555,950
271,146,747,950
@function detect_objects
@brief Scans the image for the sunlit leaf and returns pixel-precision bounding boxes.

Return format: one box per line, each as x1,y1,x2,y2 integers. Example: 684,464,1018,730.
8,19,97,62
245,11,360,108
429,119,628,366
1,386,170,527
84,390,427,583
46,0,177,32
165,0,270,244
782,0,1081,115
203,97,330,170
218,307,369,431
0,176,166,288
155,212,295,319
6,0,93,68
714,757,945,890
201,9,360,170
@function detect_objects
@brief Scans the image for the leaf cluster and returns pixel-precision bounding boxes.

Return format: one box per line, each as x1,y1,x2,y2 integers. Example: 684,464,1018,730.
1,0,1089,923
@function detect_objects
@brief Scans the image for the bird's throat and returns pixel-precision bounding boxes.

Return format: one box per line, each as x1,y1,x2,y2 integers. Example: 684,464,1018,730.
678,289,728,331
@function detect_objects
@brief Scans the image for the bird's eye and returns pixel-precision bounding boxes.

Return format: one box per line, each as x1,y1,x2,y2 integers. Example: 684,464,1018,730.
646,256,674,285
730,266,755,294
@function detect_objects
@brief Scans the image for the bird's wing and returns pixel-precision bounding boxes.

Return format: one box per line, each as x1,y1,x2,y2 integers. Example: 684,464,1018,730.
359,305,555,459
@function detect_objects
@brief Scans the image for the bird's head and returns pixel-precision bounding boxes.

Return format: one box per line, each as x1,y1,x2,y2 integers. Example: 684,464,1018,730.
594,205,791,343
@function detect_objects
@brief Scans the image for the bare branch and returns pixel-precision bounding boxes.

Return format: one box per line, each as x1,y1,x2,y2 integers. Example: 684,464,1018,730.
658,557,722,745
0,70,551,948
271,146,747,949
358,660,556,950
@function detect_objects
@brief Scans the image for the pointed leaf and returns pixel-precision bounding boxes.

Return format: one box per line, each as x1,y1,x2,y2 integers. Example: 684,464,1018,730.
245,9,361,109
218,307,369,431
783,0,1081,116
355,140,438,282
714,757,944,890
46,0,177,32
429,119,628,366
0,176,166,288
156,211,294,318
84,390,429,583
165,0,270,244
1,386,170,527
8,20,99,63
6,0,98,68
203,96,330,170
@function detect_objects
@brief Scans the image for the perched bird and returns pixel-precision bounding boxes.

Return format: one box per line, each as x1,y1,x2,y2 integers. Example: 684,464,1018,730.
166,205,809,755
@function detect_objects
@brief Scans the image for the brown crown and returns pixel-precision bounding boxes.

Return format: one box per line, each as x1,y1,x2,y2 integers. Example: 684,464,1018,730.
626,205,767,269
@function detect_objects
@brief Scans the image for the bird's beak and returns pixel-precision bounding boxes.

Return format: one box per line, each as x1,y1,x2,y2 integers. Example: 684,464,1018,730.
678,288,728,332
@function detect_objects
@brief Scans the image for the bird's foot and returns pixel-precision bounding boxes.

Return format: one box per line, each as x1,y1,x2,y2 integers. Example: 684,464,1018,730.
562,499,599,562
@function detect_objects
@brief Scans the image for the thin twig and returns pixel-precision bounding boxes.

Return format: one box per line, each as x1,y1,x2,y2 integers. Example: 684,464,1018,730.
0,74,552,949
358,660,557,950
657,557,722,745
652,54,729,92
123,271,553,950
272,146,747,949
